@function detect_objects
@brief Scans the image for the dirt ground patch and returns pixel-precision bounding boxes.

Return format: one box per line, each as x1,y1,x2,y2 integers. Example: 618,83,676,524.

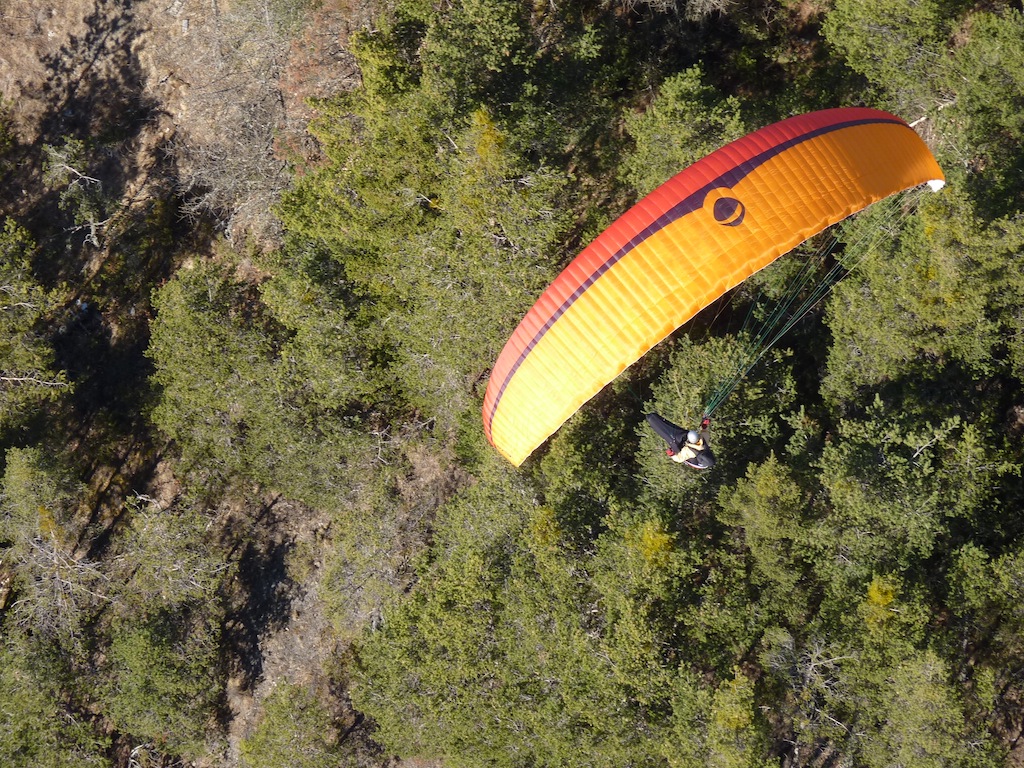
1,0,365,240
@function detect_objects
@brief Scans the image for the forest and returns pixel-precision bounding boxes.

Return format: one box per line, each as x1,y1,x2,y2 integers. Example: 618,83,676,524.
1,0,1024,766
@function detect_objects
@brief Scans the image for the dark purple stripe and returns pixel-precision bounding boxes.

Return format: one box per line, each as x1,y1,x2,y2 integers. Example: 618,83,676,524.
487,115,906,438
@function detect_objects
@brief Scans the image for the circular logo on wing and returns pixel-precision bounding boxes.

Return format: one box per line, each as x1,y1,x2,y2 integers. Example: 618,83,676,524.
702,187,746,227
713,196,745,226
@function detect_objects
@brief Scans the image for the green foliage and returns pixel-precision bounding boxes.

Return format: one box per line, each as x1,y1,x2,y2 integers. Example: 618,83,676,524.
147,257,373,508
110,495,231,609
148,259,277,476
101,608,222,757
760,583,1000,767
352,469,529,764
42,140,117,247
942,8,1024,218
590,512,693,704
373,137,571,428
354,466,721,767
823,188,1024,407
951,542,1024,627
257,257,380,412
86,495,230,759
0,220,68,425
759,629,851,756
419,0,534,111
240,682,364,768
706,668,772,768
319,440,450,639
717,455,809,625
822,0,952,113
658,668,714,768
949,541,1024,693
0,96,14,154
809,399,1015,602
0,445,82,545
0,628,109,767
858,651,980,768
621,66,747,196
538,385,643,547
349,7,429,106
0,446,102,643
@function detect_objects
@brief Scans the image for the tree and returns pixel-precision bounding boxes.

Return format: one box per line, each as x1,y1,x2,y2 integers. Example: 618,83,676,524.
352,464,684,767
240,681,378,768
0,220,68,426
822,0,952,116
81,494,233,761
0,449,107,764
147,257,374,509
418,0,534,112
0,446,101,643
859,651,991,768
822,187,1024,408
621,66,747,197
808,401,1013,607
101,608,222,758
717,455,810,626
42,140,118,248
706,668,772,768
106,494,232,612
0,627,109,768
946,8,1024,220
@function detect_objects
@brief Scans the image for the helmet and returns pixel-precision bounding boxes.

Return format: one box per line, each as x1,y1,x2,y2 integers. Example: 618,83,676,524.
687,430,699,444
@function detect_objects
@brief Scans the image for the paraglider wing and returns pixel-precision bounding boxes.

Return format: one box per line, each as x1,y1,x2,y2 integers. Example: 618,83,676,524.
483,107,944,466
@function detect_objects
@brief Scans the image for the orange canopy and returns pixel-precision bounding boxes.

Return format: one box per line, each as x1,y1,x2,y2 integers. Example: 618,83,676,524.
483,107,945,466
